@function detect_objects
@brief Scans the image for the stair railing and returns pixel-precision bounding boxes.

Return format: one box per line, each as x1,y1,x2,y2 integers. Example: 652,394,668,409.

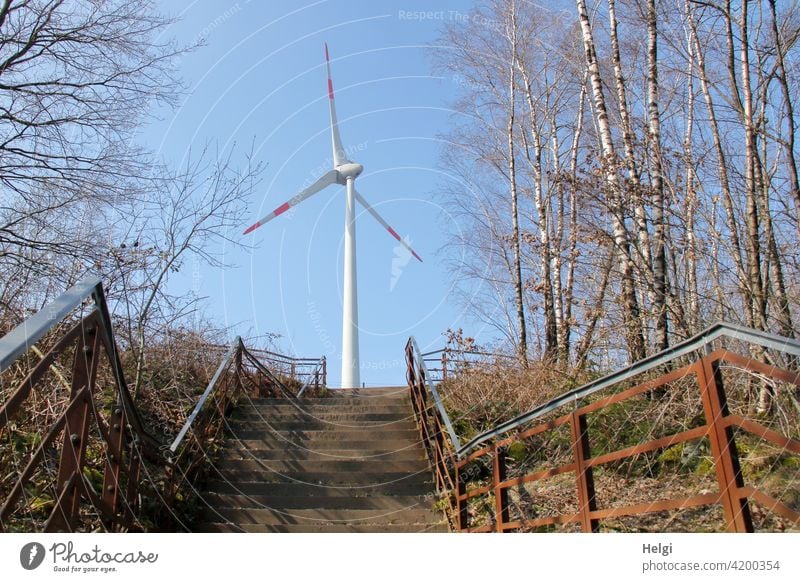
169,340,242,456
407,322,800,533
0,278,330,532
405,338,461,521
165,337,325,519
0,278,162,532
164,338,245,514
297,356,327,398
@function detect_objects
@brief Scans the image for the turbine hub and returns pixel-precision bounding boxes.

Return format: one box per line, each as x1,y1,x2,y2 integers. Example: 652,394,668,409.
336,162,363,181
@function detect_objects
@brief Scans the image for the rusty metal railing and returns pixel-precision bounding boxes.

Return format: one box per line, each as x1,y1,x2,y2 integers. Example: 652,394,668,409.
296,356,327,398
164,337,327,526
167,337,305,455
0,278,162,532
192,344,327,389
420,348,515,384
164,337,293,520
168,341,241,456
406,338,460,519
0,278,328,532
407,322,800,532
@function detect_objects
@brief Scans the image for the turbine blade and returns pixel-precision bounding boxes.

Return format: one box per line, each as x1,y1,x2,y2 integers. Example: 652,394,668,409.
353,189,423,262
244,170,339,234
325,43,348,167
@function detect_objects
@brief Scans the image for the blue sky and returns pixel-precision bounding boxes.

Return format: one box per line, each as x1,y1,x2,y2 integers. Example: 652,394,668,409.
145,0,496,386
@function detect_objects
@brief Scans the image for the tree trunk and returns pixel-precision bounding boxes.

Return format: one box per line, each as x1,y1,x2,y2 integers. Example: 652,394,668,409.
739,0,767,331
767,0,800,225
518,63,557,361
562,74,588,368
576,0,646,362
646,0,668,351
687,3,747,321
608,0,654,299
507,1,528,366
683,0,699,332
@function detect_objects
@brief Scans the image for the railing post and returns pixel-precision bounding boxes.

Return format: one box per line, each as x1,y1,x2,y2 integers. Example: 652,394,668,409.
49,325,100,531
406,342,416,390
456,462,468,531
322,356,327,387
102,403,125,518
696,355,753,532
571,409,599,532
493,443,510,532
123,443,142,528
442,351,448,382
432,415,449,493
235,341,243,394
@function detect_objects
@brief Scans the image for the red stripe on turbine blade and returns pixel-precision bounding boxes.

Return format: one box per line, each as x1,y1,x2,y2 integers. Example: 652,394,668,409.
243,221,260,235
328,79,334,100
273,202,291,217
385,224,422,261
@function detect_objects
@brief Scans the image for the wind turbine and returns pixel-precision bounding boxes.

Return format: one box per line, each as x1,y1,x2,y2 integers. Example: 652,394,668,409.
244,44,422,389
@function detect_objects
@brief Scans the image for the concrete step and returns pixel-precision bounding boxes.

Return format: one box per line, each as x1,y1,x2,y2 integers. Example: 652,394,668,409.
221,444,426,461
202,492,437,511
221,437,424,451
213,458,430,474
244,401,412,413
202,506,443,526
322,387,409,396
204,479,435,498
193,386,446,533
225,419,418,432
231,411,414,423
237,398,410,408
209,468,432,486
196,522,448,533
252,393,409,406
226,428,420,442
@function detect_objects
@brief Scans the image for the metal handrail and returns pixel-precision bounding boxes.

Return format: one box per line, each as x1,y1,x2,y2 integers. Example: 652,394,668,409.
199,343,325,387
245,347,322,364
0,277,100,373
0,276,165,531
197,343,322,365
170,339,328,450
296,356,326,398
0,276,159,451
169,338,241,454
0,276,331,531
420,348,516,360
408,337,460,450
452,321,800,456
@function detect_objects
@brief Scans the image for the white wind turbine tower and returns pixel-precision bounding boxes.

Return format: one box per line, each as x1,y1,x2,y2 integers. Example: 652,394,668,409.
244,44,422,389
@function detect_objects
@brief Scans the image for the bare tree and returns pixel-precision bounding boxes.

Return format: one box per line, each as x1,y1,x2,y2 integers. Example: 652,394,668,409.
645,0,669,351
505,0,528,365
0,0,187,305
110,146,262,397
436,0,800,374
767,0,800,225
576,0,646,362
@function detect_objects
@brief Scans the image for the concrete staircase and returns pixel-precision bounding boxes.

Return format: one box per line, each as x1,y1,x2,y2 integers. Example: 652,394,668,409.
196,387,448,532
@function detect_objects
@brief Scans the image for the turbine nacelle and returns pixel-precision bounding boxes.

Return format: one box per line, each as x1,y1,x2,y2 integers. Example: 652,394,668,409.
335,162,364,182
